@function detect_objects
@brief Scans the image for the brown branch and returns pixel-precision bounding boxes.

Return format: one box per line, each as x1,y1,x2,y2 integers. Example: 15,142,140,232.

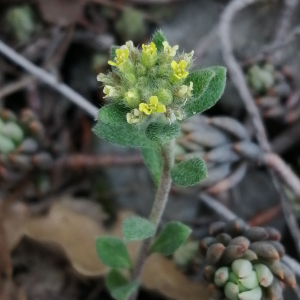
219,0,300,257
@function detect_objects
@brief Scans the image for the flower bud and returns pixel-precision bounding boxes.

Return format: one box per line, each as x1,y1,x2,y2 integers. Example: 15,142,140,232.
97,73,112,85
177,82,193,98
254,264,274,287
157,88,173,105
214,267,229,287
0,136,15,154
2,122,24,144
239,270,259,289
136,63,146,76
103,85,119,98
158,64,172,77
224,282,239,300
238,286,262,300
141,42,157,68
232,259,252,278
125,89,140,108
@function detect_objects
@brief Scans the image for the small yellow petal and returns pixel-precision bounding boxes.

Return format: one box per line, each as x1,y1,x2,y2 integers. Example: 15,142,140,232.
182,71,189,78
108,61,117,66
157,105,166,113
179,60,187,68
150,96,159,105
171,61,178,70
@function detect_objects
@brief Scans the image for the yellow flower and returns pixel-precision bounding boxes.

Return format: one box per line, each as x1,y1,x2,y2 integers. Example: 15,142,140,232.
108,48,129,67
127,109,142,124
177,82,193,98
139,96,166,115
142,42,157,56
103,85,119,98
171,60,189,80
163,41,178,57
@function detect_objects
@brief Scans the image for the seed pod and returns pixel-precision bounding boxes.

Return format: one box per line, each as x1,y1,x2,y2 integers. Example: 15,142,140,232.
268,278,283,300
224,219,246,237
221,245,247,265
254,264,274,287
215,233,232,246
243,227,269,242
200,237,216,255
229,236,250,249
238,286,262,300
249,241,280,260
207,243,226,265
209,222,226,236
232,259,252,278
204,265,216,282
214,267,229,287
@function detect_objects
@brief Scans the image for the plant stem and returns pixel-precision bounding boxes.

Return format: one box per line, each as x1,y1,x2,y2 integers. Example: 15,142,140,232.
129,141,174,300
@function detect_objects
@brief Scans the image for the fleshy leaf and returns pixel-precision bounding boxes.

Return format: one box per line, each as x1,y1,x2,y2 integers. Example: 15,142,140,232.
141,147,162,185
98,103,129,126
184,66,227,118
145,122,180,144
93,122,153,148
151,221,192,256
152,30,167,52
123,216,156,242
171,157,207,186
95,236,131,268
111,281,139,300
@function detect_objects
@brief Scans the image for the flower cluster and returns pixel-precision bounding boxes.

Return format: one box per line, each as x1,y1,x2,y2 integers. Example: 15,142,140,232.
201,219,295,300
97,37,194,125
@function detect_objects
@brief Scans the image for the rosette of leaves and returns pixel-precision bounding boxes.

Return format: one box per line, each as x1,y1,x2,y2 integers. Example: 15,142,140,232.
247,62,298,124
201,219,296,300
0,108,52,184
176,115,263,192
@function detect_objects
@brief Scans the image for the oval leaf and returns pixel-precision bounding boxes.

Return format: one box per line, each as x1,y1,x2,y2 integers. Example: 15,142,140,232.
141,147,162,185
98,103,129,126
106,269,128,291
184,66,227,118
146,122,180,144
111,281,139,300
171,157,207,186
95,236,131,268
152,30,167,52
123,216,156,242
151,221,192,256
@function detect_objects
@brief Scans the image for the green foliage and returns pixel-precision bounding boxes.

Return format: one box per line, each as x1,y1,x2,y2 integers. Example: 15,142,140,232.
171,157,207,186
152,30,167,51
145,122,180,143
184,66,227,118
98,103,129,126
151,221,192,256
141,147,162,185
96,236,132,268
105,269,139,300
123,216,156,242
93,122,152,148
110,46,118,61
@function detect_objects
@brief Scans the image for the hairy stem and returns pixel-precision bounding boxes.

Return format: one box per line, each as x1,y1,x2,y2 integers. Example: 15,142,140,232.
129,141,174,300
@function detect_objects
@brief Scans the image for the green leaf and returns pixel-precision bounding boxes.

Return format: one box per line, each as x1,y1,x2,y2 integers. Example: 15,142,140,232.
111,281,139,300
152,30,167,51
95,236,132,268
105,269,139,300
98,103,129,126
123,216,156,242
93,122,153,148
151,222,192,256
171,157,207,186
106,269,128,291
141,147,162,185
110,45,118,61
184,66,227,118
145,122,180,144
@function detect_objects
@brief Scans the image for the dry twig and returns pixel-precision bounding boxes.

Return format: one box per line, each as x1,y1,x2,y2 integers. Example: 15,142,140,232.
219,0,300,256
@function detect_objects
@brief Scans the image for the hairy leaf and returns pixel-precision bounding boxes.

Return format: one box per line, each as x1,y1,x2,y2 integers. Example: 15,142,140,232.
171,157,207,186
184,66,227,118
145,122,180,144
110,45,118,61
123,216,156,242
93,122,153,148
98,103,129,126
141,147,162,185
106,269,128,291
151,222,192,256
95,236,131,268
111,281,139,300
152,30,167,52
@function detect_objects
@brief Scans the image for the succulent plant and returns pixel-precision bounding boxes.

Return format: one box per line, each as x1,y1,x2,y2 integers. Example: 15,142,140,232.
176,115,263,193
201,219,295,300
0,108,53,184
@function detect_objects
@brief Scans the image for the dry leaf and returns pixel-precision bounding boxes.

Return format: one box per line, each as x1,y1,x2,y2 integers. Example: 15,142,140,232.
23,197,208,300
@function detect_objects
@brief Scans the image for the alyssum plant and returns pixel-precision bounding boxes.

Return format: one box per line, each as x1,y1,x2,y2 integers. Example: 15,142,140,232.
93,30,226,300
